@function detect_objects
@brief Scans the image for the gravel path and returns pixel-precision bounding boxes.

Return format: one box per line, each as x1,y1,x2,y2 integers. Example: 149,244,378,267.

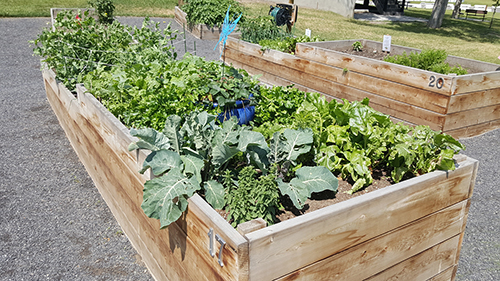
0,16,498,280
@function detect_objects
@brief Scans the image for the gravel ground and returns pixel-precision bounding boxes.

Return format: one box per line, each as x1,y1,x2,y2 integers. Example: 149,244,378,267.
0,16,498,281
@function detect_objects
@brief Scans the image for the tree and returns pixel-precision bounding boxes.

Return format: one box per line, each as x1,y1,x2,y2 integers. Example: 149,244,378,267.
427,0,450,28
490,0,500,28
452,0,463,18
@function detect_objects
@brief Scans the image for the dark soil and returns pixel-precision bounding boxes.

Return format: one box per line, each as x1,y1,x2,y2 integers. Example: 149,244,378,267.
276,168,393,222
340,47,390,61
216,168,395,225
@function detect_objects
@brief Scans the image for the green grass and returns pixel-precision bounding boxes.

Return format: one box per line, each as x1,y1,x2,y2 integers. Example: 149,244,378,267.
3,0,500,63
0,0,177,17
244,2,500,63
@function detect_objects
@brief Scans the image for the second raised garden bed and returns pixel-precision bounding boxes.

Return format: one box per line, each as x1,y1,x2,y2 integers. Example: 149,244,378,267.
174,6,223,40
224,37,500,139
43,63,478,280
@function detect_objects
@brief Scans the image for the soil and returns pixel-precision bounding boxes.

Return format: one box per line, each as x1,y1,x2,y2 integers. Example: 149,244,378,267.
338,46,483,74
340,47,391,61
276,168,393,222
216,168,396,225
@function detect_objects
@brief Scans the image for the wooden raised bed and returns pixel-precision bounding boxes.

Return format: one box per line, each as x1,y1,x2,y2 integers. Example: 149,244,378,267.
174,6,223,40
223,37,500,139
42,64,478,280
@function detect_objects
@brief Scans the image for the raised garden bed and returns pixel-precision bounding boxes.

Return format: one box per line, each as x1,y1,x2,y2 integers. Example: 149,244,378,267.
42,63,478,280
174,6,224,40
223,37,500,139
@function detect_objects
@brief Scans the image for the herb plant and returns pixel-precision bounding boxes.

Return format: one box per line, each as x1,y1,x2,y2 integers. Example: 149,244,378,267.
352,41,363,52
384,49,468,75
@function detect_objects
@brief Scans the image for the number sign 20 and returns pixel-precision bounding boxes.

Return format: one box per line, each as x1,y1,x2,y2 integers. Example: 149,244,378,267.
429,76,444,89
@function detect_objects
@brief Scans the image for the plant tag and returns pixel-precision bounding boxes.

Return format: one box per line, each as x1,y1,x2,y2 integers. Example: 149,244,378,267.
383,35,391,52
305,29,311,37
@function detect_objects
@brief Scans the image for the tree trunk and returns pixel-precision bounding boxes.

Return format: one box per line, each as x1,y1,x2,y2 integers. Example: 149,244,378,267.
490,9,497,28
451,0,463,18
427,0,450,28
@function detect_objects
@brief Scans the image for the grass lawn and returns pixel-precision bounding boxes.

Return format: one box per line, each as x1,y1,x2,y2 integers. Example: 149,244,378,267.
244,2,500,64
2,0,500,63
0,0,177,17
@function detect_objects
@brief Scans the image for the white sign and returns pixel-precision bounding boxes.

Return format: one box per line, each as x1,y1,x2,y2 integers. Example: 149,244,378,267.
382,35,391,52
305,29,311,37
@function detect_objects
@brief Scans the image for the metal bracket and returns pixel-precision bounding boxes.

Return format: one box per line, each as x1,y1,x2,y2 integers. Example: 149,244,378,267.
207,228,215,257
215,234,226,267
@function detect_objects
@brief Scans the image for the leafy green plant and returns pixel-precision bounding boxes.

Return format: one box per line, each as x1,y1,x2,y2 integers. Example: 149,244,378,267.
224,167,282,226
31,10,177,91
253,92,465,192
129,111,338,228
252,85,305,139
84,54,259,130
384,49,468,75
239,16,291,44
259,35,323,54
182,0,244,27
352,41,363,52
88,0,115,24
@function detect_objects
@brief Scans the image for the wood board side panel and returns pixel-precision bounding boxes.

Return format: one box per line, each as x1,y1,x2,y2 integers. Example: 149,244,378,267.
75,84,249,280
76,88,148,184
452,71,500,95
444,119,500,139
225,58,418,128
427,265,457,281
443,103,500,131
246,159,476,281
365,235,461,281
45,80,179,281
226,39,450,114
295,43,453,96
224,47,446,130
447,88,500,113
275,200,468,281
48,80,246,280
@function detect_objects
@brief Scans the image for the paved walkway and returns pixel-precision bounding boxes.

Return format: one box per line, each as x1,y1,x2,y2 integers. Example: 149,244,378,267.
0,16,498,280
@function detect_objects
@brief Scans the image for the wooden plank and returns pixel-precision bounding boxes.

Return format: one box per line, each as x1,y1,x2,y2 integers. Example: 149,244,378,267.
245,158,476,281
447,88,500,113
227,38,450,114
225,58,418,129
75,83,249,280
46,80,179,281
276,200,468,281
76,85,148,183
295,43,453,96
443,103,500,131
444,118,500,139
452,71,500,95
224,47,446,130
41,66,59,97
427,265,457,281
47,76,249,280
365,235,461,281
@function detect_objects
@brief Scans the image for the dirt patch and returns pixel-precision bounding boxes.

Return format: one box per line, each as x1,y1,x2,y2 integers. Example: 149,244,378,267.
276,168,393,222
339,47,390,61
216,168,397,225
